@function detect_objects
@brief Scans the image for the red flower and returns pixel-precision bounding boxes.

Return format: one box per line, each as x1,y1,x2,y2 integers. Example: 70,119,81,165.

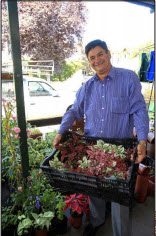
64,193,89,215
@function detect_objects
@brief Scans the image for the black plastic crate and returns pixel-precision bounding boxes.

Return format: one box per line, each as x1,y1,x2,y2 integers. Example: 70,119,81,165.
142,155,155,168
41,131,140,207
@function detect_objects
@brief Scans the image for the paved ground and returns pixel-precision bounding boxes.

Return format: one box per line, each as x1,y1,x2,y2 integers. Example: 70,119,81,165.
59,196,155,236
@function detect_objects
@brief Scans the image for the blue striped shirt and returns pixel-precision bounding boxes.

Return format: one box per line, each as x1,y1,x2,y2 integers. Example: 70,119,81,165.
58,66,149,141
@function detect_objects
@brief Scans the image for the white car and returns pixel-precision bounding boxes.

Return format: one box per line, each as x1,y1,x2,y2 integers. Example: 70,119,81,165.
2,74,75,120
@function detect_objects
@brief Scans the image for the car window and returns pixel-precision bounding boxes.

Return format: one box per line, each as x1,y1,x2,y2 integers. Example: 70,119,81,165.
2,81,15,97
29,81,52,96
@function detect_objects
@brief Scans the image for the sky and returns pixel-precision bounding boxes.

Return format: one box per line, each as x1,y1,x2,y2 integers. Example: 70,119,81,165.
82,1,154,52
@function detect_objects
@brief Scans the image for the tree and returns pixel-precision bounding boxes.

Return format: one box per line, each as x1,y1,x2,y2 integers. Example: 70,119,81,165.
2,1,87,73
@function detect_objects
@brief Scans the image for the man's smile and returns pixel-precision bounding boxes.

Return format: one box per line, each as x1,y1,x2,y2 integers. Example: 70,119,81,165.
94,60,105,66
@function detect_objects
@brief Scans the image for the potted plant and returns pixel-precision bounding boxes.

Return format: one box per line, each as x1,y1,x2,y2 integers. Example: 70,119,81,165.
2,206,19,236
49,195,67,235
32,211,54,236
63,193,89,229
17,215,33,236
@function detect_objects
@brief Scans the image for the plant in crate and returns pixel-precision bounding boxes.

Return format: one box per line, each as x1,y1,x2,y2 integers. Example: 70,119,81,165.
63,193,89,229
54,134,133,178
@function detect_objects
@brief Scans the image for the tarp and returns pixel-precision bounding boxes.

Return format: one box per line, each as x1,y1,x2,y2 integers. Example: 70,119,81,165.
124,1,155,11
146,51,155,81
138,53,149,82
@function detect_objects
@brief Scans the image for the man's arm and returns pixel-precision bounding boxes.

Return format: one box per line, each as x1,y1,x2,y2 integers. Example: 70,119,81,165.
53,85,86,148
134,140,146,164
129,72,149,163
53,133,62,148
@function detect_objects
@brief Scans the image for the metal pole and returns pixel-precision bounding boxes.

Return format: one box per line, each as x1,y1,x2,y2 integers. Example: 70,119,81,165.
7,0,29,178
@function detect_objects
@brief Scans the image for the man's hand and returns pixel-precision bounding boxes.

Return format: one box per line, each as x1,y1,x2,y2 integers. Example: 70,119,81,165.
131,140,146,164
53,134,62,148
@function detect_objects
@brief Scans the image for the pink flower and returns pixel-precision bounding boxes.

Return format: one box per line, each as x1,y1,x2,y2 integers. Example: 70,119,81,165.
2,98,6,103
27,177,32,181
18,186,22,192
12,127,21,133
27,129,31,135
12,116,16,120
15,134,21,139
8,89,11,92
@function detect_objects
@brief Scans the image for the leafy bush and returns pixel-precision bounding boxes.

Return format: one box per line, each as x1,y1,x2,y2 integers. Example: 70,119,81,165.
28,130,58,168
51,60,83,81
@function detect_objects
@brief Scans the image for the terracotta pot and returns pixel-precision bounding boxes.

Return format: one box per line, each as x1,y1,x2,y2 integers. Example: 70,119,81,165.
149,175,155,183
138,163,150,176
147,179,155,197
68,212,83,229
147,132,155,143
86,210,90,220
35,229,47,236
135,174,148,203
147,142,155,159
49,215,68,235
147,132,155,159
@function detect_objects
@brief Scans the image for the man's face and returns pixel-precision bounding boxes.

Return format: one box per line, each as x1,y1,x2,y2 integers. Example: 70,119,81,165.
88,46,111,75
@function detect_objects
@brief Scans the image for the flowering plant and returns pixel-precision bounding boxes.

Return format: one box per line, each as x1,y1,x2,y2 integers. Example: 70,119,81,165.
9,168,66,220
2,89,54,182
2,168,66,233
2,90,22,186
63,193,89,216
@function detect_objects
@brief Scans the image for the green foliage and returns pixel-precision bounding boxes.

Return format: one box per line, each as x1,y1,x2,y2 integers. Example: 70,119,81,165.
1,206,19,230
49,155,65,170
3,168,66,232
94,140,126,159
2,92,66,232
51,60,83,81
56,195,66,220
2,93,21,186
17,216,33,236
2,2,87,72
9,168,66,217
78,156,91,169
29,128,42,135
27,131,58,168
32,211,54,230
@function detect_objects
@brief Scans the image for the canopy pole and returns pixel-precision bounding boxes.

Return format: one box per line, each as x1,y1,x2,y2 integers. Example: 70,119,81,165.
7,0,29,178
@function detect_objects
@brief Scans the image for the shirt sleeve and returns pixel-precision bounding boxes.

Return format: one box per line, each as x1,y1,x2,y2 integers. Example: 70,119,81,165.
58,84,85,134
129,72,149,141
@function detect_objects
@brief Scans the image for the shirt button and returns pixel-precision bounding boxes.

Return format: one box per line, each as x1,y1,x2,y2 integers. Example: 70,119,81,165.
102,108,104,110
102,119,104,121
102,84,104,86
101,131,103,133
102,96,104,98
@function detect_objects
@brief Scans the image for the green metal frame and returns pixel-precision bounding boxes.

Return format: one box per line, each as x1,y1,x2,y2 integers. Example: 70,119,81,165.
7,0,29,178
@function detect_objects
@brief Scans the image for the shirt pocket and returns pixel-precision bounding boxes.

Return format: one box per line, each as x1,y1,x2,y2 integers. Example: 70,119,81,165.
111,97,129,114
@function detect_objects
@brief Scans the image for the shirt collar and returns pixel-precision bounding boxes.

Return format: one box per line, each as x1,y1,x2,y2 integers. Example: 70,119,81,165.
94,66,115,81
